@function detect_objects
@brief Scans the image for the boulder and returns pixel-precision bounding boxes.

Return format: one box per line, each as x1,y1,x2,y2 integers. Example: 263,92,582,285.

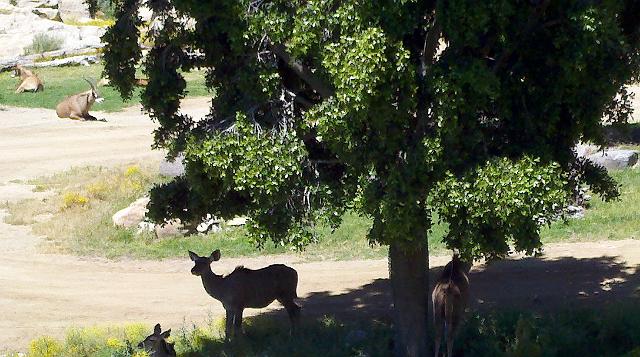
58,0,90,22
586,149,639,170
112,196,150,228
154,220,187,238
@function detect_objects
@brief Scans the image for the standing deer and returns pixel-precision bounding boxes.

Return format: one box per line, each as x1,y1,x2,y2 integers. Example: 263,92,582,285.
432,253,471,357
188,249,301,339
13,64,44,93
55,78,104,120
138,323,176,357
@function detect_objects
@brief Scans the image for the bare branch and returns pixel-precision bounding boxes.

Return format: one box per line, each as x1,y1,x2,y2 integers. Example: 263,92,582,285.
269,43,335,99
421,16,442,70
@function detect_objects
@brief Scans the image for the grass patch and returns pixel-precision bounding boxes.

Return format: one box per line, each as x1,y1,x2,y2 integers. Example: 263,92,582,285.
542,168,640,243
23,33,64,55
1,164,449,260
0,64,209,112
63,18,115,27
3,166,639,261
16,305,640,356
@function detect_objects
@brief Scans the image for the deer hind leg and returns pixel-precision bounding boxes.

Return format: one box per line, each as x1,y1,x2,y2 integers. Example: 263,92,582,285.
68,113,85,120
445,309,462,357
433,309,443,357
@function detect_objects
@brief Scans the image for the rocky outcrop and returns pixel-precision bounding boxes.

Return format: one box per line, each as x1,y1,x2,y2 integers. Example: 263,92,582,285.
0,1,103,62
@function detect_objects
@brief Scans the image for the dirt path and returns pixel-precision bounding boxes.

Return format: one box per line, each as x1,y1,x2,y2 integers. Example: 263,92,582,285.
0,100,639,352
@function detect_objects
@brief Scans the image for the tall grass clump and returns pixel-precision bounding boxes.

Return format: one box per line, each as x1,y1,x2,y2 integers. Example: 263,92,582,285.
23,33,64,55
20,305,640,356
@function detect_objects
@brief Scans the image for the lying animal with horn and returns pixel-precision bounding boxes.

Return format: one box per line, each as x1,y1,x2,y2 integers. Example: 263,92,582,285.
56,78,104,120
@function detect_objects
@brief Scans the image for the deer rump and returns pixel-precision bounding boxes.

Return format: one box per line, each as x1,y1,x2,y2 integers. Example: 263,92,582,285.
224,264,298,308
433,282,464,329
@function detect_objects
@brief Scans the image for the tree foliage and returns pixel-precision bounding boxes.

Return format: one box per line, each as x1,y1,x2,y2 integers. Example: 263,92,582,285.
100,0,640,261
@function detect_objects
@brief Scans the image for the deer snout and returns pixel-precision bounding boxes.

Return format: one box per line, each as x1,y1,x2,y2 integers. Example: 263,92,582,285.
190,267,200,276
95,97,105,103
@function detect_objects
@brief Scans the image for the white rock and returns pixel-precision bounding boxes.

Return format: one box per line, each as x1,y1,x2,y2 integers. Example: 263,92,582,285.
586,149,639,170
58,0,90,22
226,217,247,226
112,197,150,228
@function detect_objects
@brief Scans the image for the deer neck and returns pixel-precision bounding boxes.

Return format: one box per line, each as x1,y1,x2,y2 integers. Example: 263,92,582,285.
200,269,225,301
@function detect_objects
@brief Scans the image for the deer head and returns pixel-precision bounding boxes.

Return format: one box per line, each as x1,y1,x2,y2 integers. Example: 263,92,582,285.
83,77,104,103
188,249,220,276
138,323,175,357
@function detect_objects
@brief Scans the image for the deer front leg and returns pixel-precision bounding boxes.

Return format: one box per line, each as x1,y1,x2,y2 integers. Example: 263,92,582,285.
224,309,234,341
233,308,244,336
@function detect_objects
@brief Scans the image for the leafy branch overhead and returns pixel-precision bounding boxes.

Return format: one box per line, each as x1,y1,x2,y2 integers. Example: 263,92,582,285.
101,0,640,259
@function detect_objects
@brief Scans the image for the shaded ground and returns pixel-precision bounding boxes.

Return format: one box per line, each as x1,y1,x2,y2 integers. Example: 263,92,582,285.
0,101,639,352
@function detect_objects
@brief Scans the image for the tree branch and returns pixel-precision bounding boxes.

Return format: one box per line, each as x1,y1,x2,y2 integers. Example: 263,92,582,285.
421,16,442,72
269,43,335,99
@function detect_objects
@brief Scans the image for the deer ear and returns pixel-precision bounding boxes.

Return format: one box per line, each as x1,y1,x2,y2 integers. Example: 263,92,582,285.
188,251,198,261
154,323,161,335
161,329,171,338
210,249,221,261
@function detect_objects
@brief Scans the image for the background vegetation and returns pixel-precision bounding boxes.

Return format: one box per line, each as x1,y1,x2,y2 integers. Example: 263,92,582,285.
4,165,639,261
0,64,209,112
15,304,640,357
23,34,65,56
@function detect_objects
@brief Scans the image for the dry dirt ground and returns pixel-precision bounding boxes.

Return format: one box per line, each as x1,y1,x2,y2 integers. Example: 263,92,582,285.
0,98,639,352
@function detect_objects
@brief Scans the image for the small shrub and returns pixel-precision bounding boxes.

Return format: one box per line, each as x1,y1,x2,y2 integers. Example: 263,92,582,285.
23,33,64,55
61,192,89,209
29,336,63,357
124,165,141,178
86,181,109,200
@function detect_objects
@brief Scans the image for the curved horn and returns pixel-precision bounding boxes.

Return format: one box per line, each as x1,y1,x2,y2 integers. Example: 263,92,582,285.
82,76,96,92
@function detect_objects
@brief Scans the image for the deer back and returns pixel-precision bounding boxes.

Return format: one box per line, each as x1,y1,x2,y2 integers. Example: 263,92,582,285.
219,264,298,308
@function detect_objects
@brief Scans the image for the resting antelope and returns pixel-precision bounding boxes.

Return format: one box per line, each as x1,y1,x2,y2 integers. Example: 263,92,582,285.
55,78,104,120
432,253,471,357
189,249,301,339
13,64,44,93
138,323,176,357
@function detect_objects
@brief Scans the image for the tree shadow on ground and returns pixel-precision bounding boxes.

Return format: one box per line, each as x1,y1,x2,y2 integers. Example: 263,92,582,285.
294,254,640,319
178,255,640,356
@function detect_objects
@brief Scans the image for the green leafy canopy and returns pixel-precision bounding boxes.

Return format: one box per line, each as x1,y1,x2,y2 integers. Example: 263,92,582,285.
100,0,640,260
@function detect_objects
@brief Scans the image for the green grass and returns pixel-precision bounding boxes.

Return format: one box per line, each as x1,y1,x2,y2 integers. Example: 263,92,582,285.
0,64,210,112
541,168,640,243
3,165,639,261
2,164,450,261
63,18,115,27
15,304,640,357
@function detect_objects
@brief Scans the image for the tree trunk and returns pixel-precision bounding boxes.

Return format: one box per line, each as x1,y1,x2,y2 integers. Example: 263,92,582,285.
389,239,429,357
